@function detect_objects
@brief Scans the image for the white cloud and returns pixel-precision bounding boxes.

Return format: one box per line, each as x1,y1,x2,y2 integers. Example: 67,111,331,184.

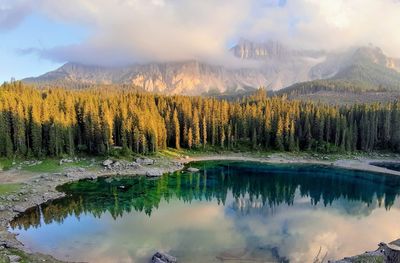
33,0,251,65
0,0,32,31
244,0,400,56
3,0,400,65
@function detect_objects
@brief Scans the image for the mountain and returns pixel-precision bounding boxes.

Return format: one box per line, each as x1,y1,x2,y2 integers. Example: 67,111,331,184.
310,46,400,89
23,61,269,95
231,39,325,60
23,40,400,95
274,46,400,104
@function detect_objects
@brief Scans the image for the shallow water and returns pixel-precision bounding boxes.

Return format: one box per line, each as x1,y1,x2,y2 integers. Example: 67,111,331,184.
9,161,400,263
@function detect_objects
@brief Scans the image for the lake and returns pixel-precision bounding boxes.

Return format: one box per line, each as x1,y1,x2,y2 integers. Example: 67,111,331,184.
9,161,400,263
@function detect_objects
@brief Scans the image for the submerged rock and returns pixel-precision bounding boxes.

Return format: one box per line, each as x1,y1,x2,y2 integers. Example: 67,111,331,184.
151,252,177,263
146,169,163,177
186,167,200,173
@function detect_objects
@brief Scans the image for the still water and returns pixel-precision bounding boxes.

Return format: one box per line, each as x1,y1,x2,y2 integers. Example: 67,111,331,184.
9,161,400,263
371,162,400,172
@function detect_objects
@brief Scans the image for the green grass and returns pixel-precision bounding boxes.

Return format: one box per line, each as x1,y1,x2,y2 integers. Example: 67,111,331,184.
0,183,22,196
0,158,15,171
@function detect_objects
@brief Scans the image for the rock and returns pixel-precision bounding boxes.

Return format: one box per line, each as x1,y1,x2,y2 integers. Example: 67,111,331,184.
187,167,200,173
77,168,86,172
151,252,177,263
136,158,155,165
146,169,163,177
13,206,25,213
379,240,400,262
8,255,21,263
113,161,121,167
103,159,114,167
184,155,190,160
128,162,142,168
0,205,6,211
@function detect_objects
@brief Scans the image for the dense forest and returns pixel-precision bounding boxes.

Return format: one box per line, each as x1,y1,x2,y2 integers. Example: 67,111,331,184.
276,79,390,98
0,81,400,157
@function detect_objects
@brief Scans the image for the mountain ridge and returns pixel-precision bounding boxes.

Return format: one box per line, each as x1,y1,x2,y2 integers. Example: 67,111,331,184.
23,40,400,95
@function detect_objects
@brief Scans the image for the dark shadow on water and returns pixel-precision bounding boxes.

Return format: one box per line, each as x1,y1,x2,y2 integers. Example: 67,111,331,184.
371,162,400,172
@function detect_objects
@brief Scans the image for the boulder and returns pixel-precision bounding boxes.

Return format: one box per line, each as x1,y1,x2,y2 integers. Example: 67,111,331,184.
379,240,400,262
128,162,142,168
187,167,200,173
151,252,177,263
146,169,163,177
13,206,25,213
8,255,21,263
136,158,155,165
103,159,114,167
59,158,74,165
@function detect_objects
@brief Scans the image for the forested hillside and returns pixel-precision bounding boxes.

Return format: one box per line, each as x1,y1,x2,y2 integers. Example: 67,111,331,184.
0,82,399,157
276,79,400,105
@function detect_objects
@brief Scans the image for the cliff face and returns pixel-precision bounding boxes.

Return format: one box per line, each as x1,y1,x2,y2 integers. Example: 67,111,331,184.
23,40,400,95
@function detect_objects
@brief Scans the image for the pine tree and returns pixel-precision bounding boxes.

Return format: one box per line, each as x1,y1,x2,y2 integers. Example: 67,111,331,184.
173,109,180,149
193,108,201,148
202,116,207,148
187,128,193,149
275,116,284,151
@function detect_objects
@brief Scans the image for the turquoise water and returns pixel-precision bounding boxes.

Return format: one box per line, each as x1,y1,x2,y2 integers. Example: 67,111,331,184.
9,161,400,263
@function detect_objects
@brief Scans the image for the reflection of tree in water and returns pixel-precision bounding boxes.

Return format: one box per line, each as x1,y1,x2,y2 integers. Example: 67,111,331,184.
10,162,400,230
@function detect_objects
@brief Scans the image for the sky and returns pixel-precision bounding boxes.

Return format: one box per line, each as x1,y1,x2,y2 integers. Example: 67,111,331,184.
1,0,400,82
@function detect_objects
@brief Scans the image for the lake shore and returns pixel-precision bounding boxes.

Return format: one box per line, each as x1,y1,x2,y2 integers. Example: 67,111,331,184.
0,152,399,262
181,153,400,176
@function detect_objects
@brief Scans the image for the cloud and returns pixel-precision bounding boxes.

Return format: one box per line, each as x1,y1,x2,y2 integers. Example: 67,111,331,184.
32,0,251,66
244,0,400,56
0,0,32,31
4,0,400,65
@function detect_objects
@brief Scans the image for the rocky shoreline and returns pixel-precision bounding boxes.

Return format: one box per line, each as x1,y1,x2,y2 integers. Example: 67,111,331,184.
0,156,185,262
0,153,400,262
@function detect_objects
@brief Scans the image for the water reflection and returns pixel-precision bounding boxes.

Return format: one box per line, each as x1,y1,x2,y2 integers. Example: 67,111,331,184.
9,162,400,263
371,162,400,172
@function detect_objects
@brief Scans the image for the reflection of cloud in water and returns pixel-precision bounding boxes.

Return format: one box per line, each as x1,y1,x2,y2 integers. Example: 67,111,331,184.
10,163,400,263
226,192,400,262
34,200,246,263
